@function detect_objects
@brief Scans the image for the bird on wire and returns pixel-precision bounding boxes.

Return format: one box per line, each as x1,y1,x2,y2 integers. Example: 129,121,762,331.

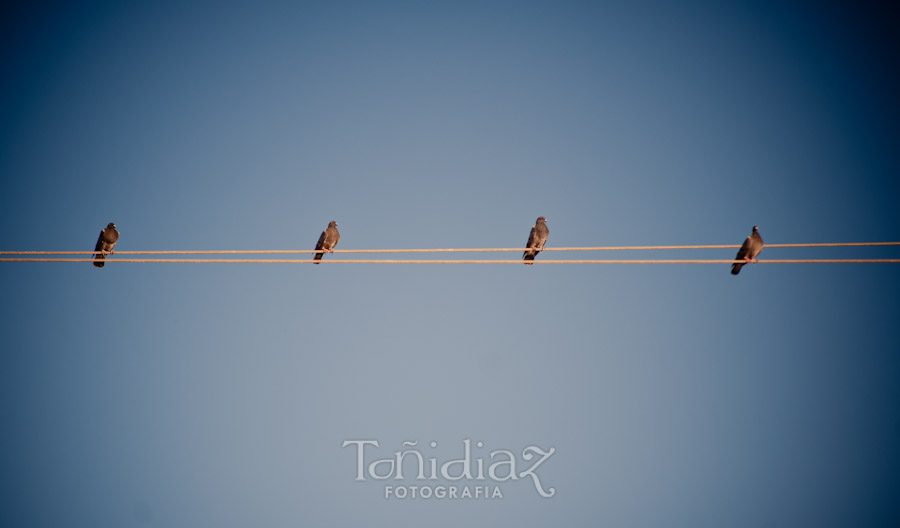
523,216,549,265
731,225,763,275
313,221,340,263
93,222,119,268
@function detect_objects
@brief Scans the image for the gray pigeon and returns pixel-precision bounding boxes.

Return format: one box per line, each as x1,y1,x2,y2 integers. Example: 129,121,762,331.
523,216,549,265
731,225,763,275
313,221,340,263
93,222,119,268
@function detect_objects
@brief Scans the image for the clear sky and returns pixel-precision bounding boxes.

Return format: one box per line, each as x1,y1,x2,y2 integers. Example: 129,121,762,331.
1,1,898,526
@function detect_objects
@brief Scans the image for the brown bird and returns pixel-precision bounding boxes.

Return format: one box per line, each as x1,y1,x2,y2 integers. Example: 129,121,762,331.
523,216,549,265
313,221,340,263
93,222,119,268
731,225,763,275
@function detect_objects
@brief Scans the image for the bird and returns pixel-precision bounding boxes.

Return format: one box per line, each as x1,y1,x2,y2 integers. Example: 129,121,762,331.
93,222,119,268
313,221,340,263
731,225,763,275
523,216,549,265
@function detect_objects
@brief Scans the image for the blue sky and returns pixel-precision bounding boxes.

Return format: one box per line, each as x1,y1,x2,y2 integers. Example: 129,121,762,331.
1,1,898,526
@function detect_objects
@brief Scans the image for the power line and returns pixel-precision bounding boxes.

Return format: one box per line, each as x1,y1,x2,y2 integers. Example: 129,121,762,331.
1,241,898,256
2,258,899,264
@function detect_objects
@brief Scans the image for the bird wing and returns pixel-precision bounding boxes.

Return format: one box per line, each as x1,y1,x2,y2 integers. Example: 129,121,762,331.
734,236,751,261
526,225,538,249
94,230,106,253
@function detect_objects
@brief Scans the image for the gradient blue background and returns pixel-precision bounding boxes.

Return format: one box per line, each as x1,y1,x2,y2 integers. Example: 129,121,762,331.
2,1,898,526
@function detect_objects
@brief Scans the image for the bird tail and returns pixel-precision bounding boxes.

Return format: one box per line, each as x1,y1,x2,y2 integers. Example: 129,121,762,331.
731,262,742,275
523,251,535,265
313,252,323,263
93,253,105,268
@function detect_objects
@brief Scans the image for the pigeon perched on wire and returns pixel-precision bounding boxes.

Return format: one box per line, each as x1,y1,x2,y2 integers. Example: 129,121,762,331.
523,216,549,265
313,221,340,263
731,225,763,275
93,222,119,268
